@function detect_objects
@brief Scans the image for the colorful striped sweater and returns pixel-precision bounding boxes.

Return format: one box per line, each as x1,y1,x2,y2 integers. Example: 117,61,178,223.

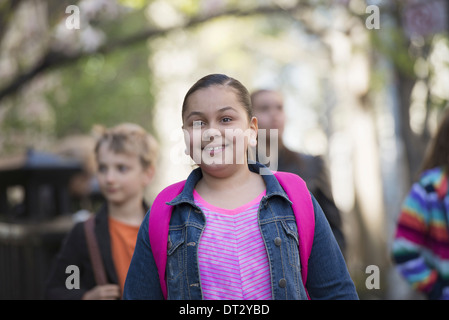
392,166,449,299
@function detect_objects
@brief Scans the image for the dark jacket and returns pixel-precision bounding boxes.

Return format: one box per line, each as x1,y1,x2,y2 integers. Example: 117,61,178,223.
268,146,346,254
44,203,147,299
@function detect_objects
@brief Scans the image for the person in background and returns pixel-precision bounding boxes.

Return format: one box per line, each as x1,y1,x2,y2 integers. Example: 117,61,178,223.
251,89,345,254
392,108,449,300
45,123,158,299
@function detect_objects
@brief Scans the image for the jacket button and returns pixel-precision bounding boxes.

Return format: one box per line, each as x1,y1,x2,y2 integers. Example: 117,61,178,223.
274,237,282,246
279,278,287,288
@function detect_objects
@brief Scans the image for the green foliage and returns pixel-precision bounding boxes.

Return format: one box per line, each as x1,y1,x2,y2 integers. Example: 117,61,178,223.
369,26,415,78
46,10,156,138
172,0,201,16
48,43,155,137
118,0,149,10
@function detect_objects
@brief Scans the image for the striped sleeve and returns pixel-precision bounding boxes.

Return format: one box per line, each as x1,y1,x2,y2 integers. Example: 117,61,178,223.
392,182,440,296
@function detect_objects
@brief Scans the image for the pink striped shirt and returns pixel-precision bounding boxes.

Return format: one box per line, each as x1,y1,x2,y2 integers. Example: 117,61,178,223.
193,190,272,300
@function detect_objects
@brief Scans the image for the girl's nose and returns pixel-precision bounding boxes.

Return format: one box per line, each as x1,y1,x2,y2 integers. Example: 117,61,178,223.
202,127,222,142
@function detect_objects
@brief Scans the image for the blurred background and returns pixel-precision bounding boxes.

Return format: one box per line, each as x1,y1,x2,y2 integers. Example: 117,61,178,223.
0,0,448,299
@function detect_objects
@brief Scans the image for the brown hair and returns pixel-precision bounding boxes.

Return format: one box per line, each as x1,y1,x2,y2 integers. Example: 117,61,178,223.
93,123,158,170
420,108,449,173
181,74,252,121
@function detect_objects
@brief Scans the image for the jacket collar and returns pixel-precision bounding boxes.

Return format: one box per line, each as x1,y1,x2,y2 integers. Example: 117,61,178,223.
168,162,290,206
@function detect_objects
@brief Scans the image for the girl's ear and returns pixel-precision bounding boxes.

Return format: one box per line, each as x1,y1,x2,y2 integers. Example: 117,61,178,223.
249,116,258,147
182,127,190,156
247,116,258,163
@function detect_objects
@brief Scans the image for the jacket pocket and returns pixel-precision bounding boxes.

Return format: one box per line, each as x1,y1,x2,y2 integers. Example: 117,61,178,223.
166,227,186,281
281,219,301,271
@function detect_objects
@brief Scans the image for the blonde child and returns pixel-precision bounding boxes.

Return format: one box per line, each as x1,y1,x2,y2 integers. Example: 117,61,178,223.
45,123,157,299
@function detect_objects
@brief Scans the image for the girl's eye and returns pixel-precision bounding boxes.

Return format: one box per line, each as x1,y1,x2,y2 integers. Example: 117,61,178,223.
98,164,107,173
222,117,232,123
193,120,205,128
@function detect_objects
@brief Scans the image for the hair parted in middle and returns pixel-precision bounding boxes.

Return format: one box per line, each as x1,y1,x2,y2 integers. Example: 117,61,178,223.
181,74,253,121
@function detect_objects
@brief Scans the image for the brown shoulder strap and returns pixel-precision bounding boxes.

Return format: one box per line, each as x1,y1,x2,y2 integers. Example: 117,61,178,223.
84,216,108,285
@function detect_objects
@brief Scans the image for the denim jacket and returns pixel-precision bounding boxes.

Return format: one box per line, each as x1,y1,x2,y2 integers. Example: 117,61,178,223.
124,163,358,300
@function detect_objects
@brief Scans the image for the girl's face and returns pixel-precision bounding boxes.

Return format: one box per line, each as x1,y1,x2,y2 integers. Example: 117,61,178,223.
96,144,153,206
182,85,257,175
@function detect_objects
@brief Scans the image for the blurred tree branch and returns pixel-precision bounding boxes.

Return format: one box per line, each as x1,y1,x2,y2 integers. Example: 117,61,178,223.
0,2,305,103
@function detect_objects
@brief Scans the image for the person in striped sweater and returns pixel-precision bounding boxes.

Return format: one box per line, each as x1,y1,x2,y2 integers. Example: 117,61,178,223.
392,109,449,299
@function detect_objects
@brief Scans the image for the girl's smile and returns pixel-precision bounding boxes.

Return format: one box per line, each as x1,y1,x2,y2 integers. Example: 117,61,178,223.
202,144,227,156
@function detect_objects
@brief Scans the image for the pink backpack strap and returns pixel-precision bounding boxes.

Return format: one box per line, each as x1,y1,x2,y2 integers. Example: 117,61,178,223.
274,171,315,291
148,180,186,300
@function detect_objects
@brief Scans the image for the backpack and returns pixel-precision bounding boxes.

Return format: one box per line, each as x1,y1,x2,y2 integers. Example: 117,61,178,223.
148,171,315,299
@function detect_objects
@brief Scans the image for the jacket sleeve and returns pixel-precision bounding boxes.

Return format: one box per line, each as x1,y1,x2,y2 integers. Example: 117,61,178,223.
306,195,359,300
392,182,443,299
123,211,164,300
